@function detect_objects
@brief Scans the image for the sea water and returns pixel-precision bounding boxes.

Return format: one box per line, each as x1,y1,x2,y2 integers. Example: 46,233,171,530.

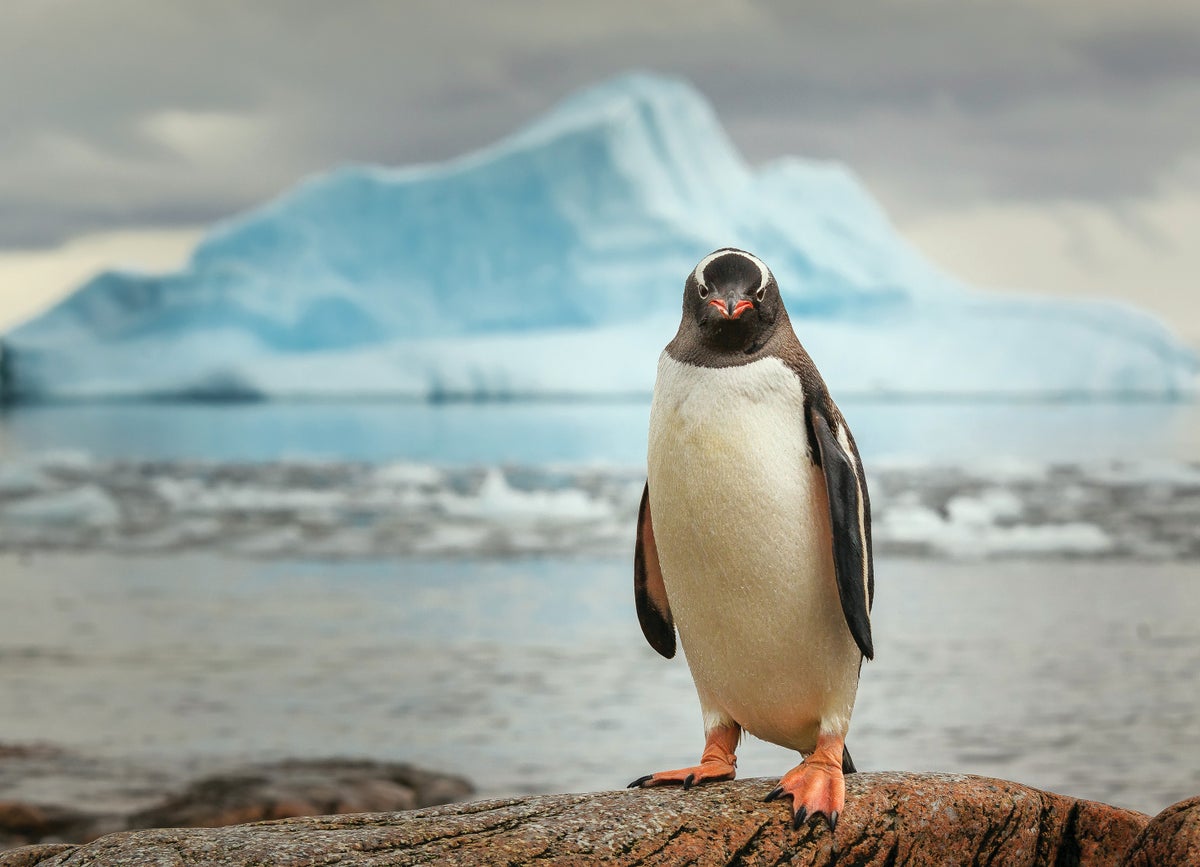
0,554,1197,816
0,399,1197,818
2,399,1200,465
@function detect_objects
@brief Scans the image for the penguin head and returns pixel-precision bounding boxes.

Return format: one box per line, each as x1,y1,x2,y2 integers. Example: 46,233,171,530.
682,248,782,353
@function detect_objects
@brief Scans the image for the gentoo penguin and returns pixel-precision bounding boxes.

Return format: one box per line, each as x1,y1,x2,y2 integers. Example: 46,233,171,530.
629,248,874,831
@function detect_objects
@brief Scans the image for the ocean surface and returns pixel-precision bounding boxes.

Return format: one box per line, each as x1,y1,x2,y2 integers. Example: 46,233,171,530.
2,398,1200,465
0,398,1198,818
1,554,1197,817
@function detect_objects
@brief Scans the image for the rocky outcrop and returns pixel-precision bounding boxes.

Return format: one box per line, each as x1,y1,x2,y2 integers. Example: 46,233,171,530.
0,758,471,852
0,772,1163,866
1123,794,1200,867
0,804,96,855
125,759,472,830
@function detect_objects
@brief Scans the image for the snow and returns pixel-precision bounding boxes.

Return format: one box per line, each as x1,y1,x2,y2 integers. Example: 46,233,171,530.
2,72,1196,400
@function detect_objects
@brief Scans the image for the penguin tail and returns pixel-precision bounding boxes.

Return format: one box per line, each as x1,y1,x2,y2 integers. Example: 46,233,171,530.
841,745,857,775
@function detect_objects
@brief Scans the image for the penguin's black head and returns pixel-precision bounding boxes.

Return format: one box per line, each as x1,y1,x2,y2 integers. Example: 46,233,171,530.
682,248,782,353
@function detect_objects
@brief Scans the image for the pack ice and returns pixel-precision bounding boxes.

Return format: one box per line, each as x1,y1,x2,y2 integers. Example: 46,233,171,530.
1,73,1195,400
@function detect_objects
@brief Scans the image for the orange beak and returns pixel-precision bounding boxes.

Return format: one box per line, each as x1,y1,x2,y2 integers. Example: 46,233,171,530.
707,298,755,319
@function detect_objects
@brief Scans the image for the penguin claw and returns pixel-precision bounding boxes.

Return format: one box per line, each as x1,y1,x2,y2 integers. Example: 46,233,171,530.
768,735,847,834
764,785,784,803
627,758,736,791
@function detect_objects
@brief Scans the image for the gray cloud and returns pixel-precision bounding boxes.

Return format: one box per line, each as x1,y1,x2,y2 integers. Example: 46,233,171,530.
1,0,1198,246
1079,21,1200,85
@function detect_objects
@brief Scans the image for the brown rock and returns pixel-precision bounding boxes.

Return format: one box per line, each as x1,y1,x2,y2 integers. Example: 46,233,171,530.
1122,794,1200,866
0,773,1152,866
0,802,97,851
0,747,63,762
0,757,471,852
0,741,170,842
0,804,52,837
0,845,74,867
125,759,470,829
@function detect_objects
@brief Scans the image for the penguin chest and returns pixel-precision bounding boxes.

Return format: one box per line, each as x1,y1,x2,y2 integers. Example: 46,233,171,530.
646,353,859,747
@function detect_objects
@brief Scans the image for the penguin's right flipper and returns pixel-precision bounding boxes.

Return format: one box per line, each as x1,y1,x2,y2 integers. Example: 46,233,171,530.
635,482,676,658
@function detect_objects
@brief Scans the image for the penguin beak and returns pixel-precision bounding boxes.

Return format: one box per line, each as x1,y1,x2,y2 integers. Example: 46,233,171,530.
706,297,755,319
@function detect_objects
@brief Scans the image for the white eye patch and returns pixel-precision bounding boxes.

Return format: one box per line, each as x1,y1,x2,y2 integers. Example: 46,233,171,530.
692,249,771,294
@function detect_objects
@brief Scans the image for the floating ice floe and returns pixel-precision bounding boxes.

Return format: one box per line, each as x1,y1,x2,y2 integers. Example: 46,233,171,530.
2,484,121,528
0,455,1196,560
878,496,1113,558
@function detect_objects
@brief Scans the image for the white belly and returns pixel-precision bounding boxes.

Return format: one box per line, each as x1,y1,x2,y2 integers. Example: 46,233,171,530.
646,352,860,751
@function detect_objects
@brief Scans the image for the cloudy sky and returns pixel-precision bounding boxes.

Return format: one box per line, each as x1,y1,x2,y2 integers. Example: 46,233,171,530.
1,0,1197,339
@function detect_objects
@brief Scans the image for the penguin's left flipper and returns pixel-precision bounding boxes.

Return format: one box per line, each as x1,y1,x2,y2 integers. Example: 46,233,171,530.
634,483,676,659
810,407,875,660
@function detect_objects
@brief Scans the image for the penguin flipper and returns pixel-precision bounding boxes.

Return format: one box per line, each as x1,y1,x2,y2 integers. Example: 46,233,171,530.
810,408,875,660
635,482,676,658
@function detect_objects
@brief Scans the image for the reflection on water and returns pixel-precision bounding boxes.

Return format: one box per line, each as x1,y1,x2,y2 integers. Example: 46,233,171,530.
1,553,1197,815
1,399,1199,464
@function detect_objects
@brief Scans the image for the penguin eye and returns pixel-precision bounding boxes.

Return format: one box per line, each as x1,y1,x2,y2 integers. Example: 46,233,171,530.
697,284,709,299
755,286,766,302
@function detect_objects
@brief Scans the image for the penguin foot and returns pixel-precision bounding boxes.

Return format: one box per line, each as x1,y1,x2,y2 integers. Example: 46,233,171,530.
627,758,736,789
769,732,846,832
628,722,740,790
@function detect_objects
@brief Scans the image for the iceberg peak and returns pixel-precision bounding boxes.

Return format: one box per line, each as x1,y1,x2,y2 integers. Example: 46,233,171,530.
2,72,1195,401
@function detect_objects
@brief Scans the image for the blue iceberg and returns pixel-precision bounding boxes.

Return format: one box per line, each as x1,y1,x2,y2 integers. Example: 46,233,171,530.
2,72,1195,400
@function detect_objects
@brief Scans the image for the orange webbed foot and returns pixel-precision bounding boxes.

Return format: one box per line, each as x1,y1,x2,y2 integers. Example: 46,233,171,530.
628,722,739,790
627,757,736,790
764,732,847,831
